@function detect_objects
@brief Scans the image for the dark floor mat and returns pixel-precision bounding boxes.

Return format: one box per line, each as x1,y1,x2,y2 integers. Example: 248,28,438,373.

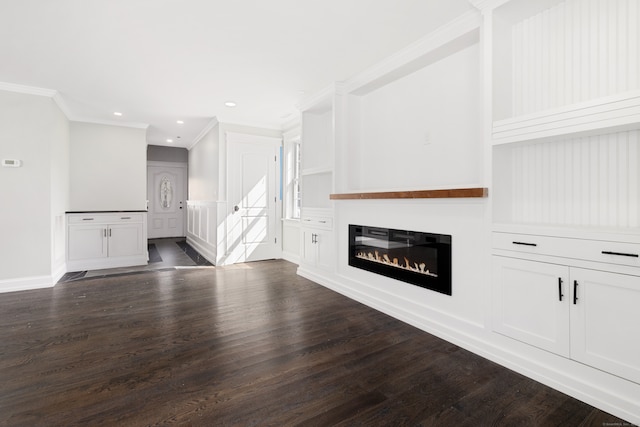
58,270,88,283
175,241,213,266
148,243,163,263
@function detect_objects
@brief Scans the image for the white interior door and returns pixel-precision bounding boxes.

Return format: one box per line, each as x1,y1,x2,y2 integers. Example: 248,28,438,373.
147,163,187,238
227,134,280,263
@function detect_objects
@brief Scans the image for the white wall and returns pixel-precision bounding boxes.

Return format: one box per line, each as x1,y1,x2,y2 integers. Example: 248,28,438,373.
69,122,147,211
0,90,69,288
49,100,70,278
189,123,219,201
352,44,482,191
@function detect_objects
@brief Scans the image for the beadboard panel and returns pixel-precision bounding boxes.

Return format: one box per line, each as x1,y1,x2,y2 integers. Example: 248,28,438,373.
512,0,640,117
502,130,639,228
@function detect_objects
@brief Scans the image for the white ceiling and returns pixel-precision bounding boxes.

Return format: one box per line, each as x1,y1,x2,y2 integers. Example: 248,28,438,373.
0,0,474,148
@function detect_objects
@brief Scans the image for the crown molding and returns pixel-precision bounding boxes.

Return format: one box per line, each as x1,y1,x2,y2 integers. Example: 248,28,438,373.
70,118,149,130
188,117,219,150
52,92,75,120
0,83,148,129
281,112,301,133
0,81,57,97
298,84,334,113
282,124,301,142
469,0,512,11
343,10,480,96
54,93,149,129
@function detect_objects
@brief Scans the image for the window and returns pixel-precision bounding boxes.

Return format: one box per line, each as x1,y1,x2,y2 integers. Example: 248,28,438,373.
291,141,301,219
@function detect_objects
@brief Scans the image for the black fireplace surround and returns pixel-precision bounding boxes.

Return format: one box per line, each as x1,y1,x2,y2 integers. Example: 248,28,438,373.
349,225,452,295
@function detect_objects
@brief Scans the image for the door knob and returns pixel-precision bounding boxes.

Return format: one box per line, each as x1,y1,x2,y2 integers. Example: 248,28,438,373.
234,205,240,212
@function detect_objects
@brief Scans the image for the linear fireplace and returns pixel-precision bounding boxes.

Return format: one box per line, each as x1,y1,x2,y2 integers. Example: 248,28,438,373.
349,225,452,295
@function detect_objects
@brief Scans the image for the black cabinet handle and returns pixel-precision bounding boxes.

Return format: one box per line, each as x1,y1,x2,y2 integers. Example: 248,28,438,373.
512,241,537,247
601,251,639,258
573,280,578,305
558,278,564,301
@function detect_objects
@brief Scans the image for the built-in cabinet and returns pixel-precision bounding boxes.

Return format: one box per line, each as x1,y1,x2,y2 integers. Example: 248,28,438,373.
488,0,640,416
67,212,147,271
492,235,640,385
298,90,335,277
300,208,334,272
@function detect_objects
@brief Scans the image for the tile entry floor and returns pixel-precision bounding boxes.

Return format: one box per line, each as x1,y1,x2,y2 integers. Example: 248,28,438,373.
59,238,213,283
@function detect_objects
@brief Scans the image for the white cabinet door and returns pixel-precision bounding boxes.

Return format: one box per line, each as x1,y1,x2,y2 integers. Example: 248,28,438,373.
108,223,144,258
301,229,317,266
492,256,570,357
315,229,334,272
300,228,334,272
570,268,640,384
68,225,107,261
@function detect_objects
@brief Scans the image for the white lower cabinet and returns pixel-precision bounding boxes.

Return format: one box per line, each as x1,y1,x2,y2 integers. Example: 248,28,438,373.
493,243,640,385
492,257,570,357
67,213,147,271
299,208,334,274
570,268,640,385
301,228,334,272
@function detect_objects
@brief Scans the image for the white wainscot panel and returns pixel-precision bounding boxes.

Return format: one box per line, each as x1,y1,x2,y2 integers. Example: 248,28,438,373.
186,201,218,265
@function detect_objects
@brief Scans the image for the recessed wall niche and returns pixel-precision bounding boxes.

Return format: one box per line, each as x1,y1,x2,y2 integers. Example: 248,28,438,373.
341,42,482,193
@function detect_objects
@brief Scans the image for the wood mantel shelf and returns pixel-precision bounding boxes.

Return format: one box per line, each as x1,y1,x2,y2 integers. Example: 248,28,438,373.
330,187,488,200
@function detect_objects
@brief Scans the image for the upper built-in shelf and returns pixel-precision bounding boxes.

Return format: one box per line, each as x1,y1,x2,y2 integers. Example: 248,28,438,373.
492,91,640,146
301,166,332,176
330,187,488,200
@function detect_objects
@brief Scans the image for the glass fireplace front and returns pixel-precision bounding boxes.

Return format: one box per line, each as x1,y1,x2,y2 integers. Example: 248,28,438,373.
349,225,452,295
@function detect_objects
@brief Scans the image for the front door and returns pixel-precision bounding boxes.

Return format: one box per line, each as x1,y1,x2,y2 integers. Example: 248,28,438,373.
227,133,280,263
147,163,187,238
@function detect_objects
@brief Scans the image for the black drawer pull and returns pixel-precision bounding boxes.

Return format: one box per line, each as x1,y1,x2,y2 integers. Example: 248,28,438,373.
121,217,131,219
573,281,578,305
558,278,563,301
82,218,94,221
512,241,537,247
601,251,639,258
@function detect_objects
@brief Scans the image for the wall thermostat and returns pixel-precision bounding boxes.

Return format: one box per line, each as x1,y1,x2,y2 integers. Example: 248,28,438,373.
2,159,22,167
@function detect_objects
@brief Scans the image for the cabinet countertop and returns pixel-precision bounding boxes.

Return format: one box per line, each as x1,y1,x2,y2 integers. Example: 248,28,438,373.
66,210,148,214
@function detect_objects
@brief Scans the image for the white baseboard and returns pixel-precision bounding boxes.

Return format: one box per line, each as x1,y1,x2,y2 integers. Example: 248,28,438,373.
281,251,300,265
186,234,217,265
66,255,147,272
52,262,67,284
0,275,55,293
296,267,640,425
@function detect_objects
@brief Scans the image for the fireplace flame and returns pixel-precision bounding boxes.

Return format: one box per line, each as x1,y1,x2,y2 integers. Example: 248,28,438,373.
355,251,437,277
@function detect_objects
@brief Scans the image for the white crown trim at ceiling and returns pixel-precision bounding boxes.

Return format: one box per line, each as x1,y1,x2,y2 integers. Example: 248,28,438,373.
70,116,149,130
468,0,512,12
188,117,219,150
0,81,57,97
0,81,148,130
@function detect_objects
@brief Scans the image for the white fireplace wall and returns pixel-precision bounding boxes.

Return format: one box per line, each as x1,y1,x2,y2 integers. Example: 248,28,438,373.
334,200,489,331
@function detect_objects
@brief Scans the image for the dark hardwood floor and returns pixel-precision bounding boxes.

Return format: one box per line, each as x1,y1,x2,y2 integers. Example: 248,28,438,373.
0,260,632,426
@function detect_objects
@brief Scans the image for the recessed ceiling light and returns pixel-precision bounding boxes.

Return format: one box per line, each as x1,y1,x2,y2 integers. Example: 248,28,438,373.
166,139,173,143
224,101,237,107
113,112,123,116
176,120,184,124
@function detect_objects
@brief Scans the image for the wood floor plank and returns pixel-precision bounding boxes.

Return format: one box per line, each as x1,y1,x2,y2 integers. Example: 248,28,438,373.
0,260,632,426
